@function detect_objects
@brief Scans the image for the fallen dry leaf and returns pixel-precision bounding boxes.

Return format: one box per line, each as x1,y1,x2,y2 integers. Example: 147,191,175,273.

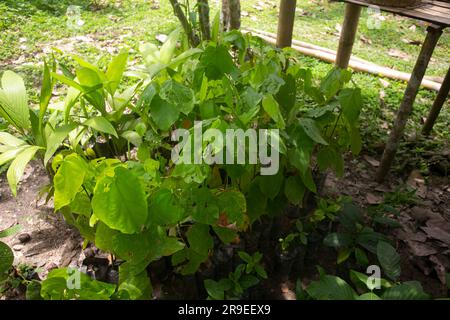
420,226,450,245
406,240,437,257
366,193,383,205
364,155,380,167
388,48,411,61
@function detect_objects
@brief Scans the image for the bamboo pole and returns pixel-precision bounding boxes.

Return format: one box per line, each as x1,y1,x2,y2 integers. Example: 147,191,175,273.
376,26,443,182
243,30,443,92
276,0,297,48
422,66,450,135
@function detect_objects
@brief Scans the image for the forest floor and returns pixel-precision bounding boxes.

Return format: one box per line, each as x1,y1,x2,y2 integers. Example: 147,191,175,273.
0,0,449,299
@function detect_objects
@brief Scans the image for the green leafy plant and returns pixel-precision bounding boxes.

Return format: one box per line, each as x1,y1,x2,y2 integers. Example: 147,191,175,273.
40,267,116,300
323,202,392,265
300,267,434,300
1,28,363,300
0,226,19,280
279,220,308,252
204,251,267,300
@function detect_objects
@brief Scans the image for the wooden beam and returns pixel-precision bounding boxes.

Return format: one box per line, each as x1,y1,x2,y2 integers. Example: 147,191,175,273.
376,26,443,182
276,0,297,48
244,29,443,92
336,3,362,69
422,65,450,135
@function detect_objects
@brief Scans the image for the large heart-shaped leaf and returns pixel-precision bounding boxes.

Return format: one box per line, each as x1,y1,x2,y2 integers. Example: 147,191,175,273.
92,166,148,234
54,153,89,210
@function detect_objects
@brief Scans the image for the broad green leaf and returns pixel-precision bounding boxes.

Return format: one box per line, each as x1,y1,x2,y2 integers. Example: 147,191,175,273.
246,181,267,223
41,267,116,300
357,228,389,254
0,71,30,131
51,72,84,92
284,175,305,206
150,95,180,131
211,11,221,42
95,222,118,253
39,60,53,126
350,270,392,291
204,279,225,300
357,292,381,300
377,241,401,281
44,124,77,165
262,94,285,129
217,189,247,228
187,223,213,256
160,80,194,115
339,88,362,125
323,232,353,248
381,282,430,300
0,241,14,274
240,275,260,290
118,264,152,300
121,130,142,147
71,55,106,82
7,146,41,196
191,187,219,225
76,67,102,89
275,73,297,112
298,118,328,145
169,48,203,68
320,68,352,101
105,51,128,95
148,188,184,226
54,153,88,210
337,247,352,264
0,132,27,147
92,166,148,234
349,126,362,155
199,45,238,80
160,28,181,64
0,146,29,168
0,225,21,238
258,170,283,200
26,280,43,300
306,275,356,300
83,116,118,138
354,247,369,266
213,226,237,244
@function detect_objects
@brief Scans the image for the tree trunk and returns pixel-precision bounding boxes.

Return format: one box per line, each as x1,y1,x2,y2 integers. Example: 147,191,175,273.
198,0,211,40
169,0,200,47
222,0,240,31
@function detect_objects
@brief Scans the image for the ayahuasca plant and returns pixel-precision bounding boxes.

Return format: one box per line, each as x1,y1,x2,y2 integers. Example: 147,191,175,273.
204,251,267,300
297,261,437,300
323,202,401,266
1,27,363,299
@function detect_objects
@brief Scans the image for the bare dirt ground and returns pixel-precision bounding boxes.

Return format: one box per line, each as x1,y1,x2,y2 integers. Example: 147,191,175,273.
0,161,83,283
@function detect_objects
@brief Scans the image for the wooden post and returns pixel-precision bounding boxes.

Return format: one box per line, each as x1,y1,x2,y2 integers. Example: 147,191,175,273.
276,0,297,48
335,3,362,69
422,66,450,135
376,26,443,182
